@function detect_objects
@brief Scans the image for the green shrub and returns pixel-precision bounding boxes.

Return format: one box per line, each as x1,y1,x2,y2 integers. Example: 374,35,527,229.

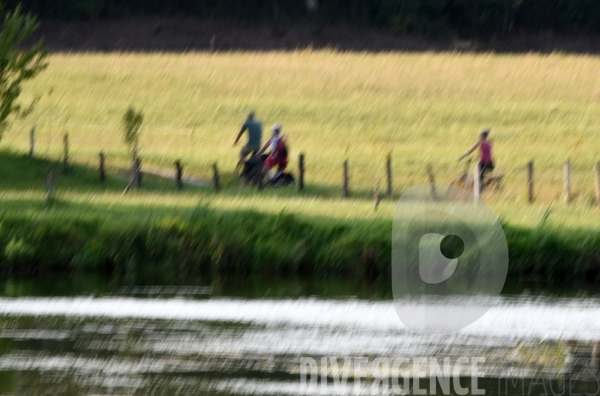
0,206,599,283
4,238,35,265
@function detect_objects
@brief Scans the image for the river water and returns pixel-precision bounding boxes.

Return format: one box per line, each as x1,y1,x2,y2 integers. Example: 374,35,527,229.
0,277,598,395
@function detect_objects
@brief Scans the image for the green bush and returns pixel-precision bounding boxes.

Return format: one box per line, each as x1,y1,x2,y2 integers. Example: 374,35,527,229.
4,238,35,263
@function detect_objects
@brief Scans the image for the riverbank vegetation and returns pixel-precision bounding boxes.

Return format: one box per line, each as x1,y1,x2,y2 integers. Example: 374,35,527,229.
1,151,599,284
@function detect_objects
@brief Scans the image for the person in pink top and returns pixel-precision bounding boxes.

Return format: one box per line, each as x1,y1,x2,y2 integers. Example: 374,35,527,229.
459,129,494,184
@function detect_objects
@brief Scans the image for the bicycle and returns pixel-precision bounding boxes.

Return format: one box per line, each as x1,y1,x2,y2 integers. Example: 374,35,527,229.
452,158,504,192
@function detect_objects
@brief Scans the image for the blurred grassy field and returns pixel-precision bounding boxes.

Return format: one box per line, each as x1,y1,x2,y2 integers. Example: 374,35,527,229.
1,51,600,228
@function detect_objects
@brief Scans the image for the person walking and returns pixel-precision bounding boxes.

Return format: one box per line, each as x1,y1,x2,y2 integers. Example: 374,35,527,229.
256,123,288,184
459,129,494,184
234,112,263,166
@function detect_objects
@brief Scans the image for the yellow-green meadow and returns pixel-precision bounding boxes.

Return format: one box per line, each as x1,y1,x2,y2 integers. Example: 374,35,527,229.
2,51,599,226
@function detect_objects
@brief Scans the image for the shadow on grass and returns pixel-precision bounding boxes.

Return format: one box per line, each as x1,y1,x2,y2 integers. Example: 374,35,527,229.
0,149,401,203
0,149,204,195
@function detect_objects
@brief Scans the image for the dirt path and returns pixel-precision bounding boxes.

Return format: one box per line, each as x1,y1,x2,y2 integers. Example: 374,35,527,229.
142,168,211,187
115,167,211,191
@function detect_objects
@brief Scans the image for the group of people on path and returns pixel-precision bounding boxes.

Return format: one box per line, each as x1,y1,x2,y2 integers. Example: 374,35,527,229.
233,111,495,187
233,112,289,183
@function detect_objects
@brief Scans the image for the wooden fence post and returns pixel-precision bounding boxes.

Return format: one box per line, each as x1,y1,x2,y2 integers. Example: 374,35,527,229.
175,160,183,190
63,133,69,171
133,158,141,190
99,152,105,183
386,153,392,197
374,182,380,211
426,164,437,200
29,128,35,159
213,163,220,192
46,171,53,202
342,160,349,198
258,170,264,190
298,153,305,192
473,164,481,203
564,158,571,203
527,160,534,203
595,162,600,206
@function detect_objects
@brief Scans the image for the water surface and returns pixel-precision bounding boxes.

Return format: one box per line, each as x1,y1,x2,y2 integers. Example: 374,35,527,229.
0,276,598,395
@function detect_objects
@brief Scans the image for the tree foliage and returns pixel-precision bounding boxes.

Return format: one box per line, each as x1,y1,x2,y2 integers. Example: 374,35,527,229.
0,4,47,140
122,106,143,158
6,0,600,38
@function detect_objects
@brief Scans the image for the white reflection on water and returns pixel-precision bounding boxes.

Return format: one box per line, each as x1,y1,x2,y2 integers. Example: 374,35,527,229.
0,296,599,342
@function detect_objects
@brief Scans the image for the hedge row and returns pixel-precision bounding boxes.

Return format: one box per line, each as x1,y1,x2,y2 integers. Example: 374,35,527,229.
2,206,600,284
5,0,600,38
